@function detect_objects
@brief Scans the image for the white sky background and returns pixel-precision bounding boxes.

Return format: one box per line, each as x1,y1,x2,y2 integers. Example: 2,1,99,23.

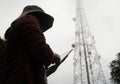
0,0,120,84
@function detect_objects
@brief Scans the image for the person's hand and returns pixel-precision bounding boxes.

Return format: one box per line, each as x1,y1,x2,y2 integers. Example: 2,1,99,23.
51,53,61,64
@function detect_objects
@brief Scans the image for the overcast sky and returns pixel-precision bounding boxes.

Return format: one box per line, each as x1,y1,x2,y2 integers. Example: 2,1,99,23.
0,0,120,84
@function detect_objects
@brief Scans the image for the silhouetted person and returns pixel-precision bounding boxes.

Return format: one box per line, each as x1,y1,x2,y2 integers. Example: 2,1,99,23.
0,5,60,84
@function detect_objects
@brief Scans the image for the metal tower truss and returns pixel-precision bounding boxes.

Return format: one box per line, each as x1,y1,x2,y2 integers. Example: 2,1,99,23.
73,0,106,84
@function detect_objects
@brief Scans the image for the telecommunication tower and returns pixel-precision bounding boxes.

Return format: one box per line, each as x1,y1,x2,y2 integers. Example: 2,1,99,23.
73,0,107,84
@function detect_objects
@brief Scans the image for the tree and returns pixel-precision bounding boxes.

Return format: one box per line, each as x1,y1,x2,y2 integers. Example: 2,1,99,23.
110,53,120,84
0,37,6,74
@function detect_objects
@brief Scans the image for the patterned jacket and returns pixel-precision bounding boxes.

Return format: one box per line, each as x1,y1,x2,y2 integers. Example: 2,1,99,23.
0,15,54,84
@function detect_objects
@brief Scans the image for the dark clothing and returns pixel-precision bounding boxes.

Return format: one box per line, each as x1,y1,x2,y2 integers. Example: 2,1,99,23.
0,15,54,84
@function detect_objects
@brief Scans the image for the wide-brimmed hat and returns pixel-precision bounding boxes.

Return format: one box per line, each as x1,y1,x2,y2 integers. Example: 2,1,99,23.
19,5,54,31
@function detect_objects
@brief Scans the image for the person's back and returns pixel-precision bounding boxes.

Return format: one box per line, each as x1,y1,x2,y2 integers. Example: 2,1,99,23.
0,5,60,84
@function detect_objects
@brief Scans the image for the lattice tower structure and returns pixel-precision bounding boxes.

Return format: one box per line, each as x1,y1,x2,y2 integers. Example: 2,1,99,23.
73,0,107,84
